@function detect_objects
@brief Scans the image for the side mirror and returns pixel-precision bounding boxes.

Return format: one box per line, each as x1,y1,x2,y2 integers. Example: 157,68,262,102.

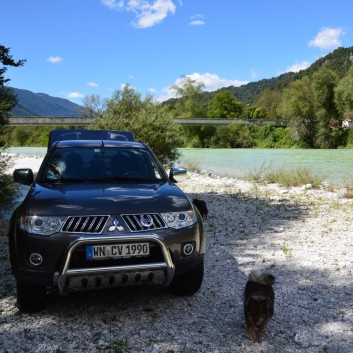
169,167,187,183
13,169,34,186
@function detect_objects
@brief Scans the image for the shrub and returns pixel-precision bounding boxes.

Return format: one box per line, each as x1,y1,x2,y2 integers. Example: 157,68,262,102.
244,163,325,188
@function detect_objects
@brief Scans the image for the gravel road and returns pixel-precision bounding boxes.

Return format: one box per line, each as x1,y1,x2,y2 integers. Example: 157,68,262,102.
1,155,353,353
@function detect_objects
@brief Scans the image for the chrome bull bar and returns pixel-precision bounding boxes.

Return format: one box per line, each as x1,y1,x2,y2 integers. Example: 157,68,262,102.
53,234,175,295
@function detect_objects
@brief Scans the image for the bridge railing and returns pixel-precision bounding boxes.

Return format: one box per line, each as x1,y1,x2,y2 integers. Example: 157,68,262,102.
8,116,95,126
7,116,288,127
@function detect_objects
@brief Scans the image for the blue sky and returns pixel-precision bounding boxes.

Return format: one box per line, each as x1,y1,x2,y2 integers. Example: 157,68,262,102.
2,0,353,104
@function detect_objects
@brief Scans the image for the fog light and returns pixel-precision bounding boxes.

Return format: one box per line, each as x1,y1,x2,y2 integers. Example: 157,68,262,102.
182,242,195,256
29,253,43,266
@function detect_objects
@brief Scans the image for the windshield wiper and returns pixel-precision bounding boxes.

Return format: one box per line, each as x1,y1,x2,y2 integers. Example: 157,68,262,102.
44,178,86,184
87,177,162,183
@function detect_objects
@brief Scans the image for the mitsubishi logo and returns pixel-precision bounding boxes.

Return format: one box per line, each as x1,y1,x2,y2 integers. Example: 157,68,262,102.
108,218,125,232
140,214,154,228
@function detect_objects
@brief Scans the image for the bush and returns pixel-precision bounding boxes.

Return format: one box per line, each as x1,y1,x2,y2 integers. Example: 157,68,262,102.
244,163,325,188
0,150,19,206
94,86,182,165
215,123,254,148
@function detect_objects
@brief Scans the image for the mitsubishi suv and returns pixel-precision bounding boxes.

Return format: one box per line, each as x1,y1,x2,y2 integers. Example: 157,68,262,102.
8,129,205,312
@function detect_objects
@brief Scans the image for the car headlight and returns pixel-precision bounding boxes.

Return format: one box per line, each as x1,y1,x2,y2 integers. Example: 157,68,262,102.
161,210,196,229
20,216,67,235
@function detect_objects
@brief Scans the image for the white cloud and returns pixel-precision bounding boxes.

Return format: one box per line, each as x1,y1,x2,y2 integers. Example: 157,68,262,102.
309,27,344,50
101,0,124,10
250,69,258,79
67,92,85,99
189,14,205,26
101,0,176,28
284,61,311,73
147,87,157,93
189,20,205,26
87,82,99,87
156,73,248,101
182,73,247,91
47,56,63,64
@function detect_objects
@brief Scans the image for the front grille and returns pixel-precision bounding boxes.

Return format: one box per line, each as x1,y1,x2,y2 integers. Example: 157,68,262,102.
122,213,167,232
62,216,109,234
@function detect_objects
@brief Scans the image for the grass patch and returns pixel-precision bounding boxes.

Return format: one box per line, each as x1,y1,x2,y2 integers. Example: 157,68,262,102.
183,161,201,173
244,163,325,188
342,177,353,198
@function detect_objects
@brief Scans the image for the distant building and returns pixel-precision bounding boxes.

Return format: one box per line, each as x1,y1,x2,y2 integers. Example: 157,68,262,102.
342,115,353,128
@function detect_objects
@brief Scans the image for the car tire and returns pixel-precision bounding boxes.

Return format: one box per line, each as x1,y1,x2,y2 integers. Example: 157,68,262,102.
16,281,47,312
168,260,204,296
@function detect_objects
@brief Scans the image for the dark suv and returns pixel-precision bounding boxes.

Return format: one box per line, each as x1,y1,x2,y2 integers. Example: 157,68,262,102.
8,129,205,312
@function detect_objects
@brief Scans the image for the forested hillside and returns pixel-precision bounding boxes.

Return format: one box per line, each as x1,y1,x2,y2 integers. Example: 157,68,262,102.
164,46,353,106
220,46,353,104
10,88,83,116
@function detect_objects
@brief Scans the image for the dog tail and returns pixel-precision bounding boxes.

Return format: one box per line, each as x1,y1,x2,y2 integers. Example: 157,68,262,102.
248,270,275,285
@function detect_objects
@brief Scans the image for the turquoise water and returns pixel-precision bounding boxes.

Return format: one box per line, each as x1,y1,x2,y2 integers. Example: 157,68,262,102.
5,146,48,156
179,148,353,185
5,147,353,184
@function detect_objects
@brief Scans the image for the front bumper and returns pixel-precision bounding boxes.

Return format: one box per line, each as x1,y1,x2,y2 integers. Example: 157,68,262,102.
53,234,174,295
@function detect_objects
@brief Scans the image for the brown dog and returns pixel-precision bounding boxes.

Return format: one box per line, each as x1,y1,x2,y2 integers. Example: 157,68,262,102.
243,270,275,341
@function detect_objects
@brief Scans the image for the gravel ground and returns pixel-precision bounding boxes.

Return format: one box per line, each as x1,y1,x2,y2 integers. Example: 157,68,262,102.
1,154,353,353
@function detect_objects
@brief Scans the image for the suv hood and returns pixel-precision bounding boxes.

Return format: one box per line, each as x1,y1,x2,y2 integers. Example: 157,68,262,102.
22,182,190,216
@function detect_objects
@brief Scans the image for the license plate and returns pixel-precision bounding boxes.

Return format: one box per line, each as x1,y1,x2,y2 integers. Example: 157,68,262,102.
86,243,150,260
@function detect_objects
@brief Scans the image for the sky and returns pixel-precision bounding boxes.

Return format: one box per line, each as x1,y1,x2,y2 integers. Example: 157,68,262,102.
2,0,353,104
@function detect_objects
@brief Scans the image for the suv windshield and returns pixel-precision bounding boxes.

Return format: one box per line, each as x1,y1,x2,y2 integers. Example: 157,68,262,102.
42,147,165,182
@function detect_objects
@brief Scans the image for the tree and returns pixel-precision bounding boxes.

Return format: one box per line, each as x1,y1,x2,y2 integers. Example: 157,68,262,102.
311,67,340,148
214,123,254,148
0,45,26,205
93,85,181,165
169,76,213,147
255,89,282,120
207,90,243,119
335,65,353,120
279,76,316,147
81,94,106,118
170,76,207,118
0,45,26,124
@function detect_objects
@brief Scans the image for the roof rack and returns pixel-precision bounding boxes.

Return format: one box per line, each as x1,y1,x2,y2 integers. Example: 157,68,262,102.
48,129,135,149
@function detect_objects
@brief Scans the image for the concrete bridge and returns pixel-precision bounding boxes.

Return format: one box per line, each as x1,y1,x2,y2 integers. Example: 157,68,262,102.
7,116,288,127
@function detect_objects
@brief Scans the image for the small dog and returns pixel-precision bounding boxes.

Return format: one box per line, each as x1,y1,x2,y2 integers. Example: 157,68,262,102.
192,198,208,221
243,270,275,342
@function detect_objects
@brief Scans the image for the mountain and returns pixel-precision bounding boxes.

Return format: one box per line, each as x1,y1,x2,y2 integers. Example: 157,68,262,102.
163,46,353,106
10,88,83,116
223,46,353,104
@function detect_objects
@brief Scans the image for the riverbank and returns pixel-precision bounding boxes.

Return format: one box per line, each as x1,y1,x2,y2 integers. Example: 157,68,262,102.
1,153,353,352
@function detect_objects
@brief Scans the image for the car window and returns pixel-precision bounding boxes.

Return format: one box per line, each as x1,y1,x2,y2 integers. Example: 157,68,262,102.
42,147,165,182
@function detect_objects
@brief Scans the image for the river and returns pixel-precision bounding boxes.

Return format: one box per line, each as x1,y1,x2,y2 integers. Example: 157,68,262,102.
5,147,353,185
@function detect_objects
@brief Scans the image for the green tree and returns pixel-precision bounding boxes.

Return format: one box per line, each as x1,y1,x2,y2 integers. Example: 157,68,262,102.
170,76,212,147
334,65,353,120
0,45,26,124
279,76,316,147
255,89,282,120
170,76,206,118
0,45,26,205
207,90,243,119
214,123,254,148
81,94,106,118
311,67,340,148
93,85,181,165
